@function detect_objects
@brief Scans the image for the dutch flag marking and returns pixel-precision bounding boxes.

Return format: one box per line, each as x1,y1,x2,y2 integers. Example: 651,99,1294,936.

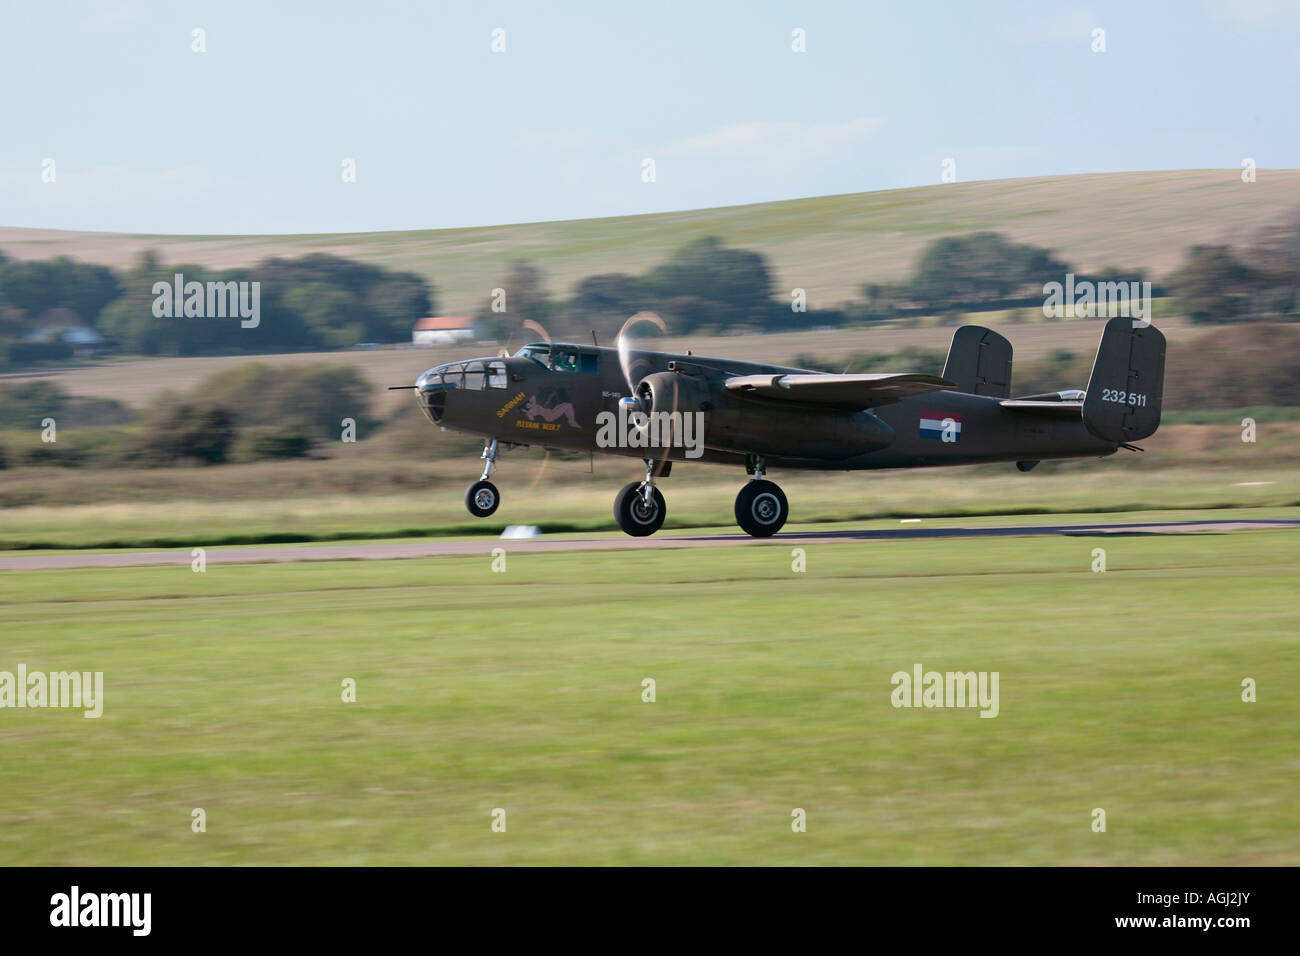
919,410,962,441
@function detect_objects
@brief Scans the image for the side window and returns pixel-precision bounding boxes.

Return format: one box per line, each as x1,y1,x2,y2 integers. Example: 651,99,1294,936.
580,352,599,374
554,349,579,372
441,365,463,389
486,361,507,388
463,360,485,390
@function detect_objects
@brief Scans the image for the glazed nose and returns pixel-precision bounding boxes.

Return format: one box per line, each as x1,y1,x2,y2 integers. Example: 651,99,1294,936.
416,368,445,394
415,369,449,423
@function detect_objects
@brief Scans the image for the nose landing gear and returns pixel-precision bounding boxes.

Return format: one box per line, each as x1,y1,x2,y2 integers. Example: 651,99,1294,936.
465,439,501,518
734,456,788,537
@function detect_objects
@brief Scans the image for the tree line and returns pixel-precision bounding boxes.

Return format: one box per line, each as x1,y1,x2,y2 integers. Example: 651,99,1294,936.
469,221,1298,343
0,363,374,469
0,250,434,367
3,212,1298,369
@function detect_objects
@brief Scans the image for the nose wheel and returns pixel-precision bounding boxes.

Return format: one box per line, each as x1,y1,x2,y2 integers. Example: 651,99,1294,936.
465,479,500,518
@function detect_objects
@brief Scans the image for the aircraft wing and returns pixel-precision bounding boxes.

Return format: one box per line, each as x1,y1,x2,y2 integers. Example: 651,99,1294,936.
724,372,954,409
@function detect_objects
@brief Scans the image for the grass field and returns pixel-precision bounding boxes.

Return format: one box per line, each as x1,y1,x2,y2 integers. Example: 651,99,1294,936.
2,526,1297,865
2,170,1297,315
2,463,1298,549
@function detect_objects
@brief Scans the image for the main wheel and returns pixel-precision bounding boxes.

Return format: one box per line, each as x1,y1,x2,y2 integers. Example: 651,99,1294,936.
734,480,788,537
614,481,666,537
465,479,500,518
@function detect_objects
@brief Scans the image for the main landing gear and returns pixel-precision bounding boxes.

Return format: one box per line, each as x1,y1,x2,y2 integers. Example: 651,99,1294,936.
613,459,666,536
465,439,501,518
734,455,788,537
608,455,789,538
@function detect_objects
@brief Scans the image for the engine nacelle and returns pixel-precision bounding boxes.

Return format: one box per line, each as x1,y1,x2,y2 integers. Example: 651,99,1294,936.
634,371,896,460
634,371,710,417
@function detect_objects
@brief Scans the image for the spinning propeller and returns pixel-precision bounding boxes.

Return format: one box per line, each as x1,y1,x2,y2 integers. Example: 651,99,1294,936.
615,311,678,476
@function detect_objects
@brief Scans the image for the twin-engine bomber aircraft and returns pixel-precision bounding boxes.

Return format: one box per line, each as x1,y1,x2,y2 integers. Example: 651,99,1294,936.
398,314,1165,537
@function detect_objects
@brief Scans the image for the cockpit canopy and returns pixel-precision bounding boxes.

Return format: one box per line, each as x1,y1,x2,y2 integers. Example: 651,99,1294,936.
515,343,597,373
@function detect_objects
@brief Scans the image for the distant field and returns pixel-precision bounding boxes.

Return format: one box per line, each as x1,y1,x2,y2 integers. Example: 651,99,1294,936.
2,170,1296,314
2,528,1295,864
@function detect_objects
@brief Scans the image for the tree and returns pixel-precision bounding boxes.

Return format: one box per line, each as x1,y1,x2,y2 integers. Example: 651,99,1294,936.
131,405,236,465
171,362,374,440
565,273,647,341
1165,245,1257,323
98,252,434,354
282,284,365,349
476,260,554,343
365,273,434,341
0,380,67,429
643,236,775,333
1165,323,1300,407
0,256,119,334
908,232,1068,308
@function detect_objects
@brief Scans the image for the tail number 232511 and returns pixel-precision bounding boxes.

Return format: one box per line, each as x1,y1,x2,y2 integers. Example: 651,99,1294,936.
1101,388,1147,407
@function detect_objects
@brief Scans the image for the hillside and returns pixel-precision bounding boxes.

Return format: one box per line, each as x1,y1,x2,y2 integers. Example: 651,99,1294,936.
2,170,1296,315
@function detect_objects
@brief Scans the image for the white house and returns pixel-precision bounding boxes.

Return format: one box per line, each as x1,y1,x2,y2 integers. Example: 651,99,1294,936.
413,316,476,346
21,307,105,347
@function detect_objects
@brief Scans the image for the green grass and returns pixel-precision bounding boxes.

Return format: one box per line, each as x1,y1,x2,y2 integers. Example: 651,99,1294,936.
2,465,1299,550
1,529,1297,864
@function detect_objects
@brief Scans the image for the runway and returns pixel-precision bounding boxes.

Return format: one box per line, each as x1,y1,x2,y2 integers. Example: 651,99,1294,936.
2,517,1298,571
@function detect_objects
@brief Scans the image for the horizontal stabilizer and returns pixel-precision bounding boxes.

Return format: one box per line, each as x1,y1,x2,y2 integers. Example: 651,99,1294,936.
1000,389,1084,418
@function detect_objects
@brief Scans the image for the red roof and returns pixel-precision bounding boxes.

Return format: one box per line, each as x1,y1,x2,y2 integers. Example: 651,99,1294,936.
414,316,474,331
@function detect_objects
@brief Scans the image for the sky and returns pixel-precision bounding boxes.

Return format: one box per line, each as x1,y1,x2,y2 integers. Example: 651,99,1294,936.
0,0,1295,235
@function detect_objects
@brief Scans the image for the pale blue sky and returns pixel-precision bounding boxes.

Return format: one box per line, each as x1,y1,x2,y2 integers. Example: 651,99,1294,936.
0,0,1294,234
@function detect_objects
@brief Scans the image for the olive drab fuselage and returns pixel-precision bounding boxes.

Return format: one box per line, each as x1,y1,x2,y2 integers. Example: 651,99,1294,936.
415,343,1118,469
415,321,1164,537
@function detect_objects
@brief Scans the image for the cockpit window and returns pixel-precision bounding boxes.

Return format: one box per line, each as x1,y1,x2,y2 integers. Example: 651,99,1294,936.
512,343,590,374
487,361,507,388
514,344,586,372
516,345,551,368
463,360,485,390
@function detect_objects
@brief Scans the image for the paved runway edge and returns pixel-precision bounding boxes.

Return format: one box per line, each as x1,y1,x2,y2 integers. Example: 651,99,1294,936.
2,518,1299,571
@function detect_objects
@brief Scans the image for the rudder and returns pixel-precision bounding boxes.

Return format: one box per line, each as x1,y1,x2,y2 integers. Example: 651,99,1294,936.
1083,317,1165,442
942,325,1013,397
